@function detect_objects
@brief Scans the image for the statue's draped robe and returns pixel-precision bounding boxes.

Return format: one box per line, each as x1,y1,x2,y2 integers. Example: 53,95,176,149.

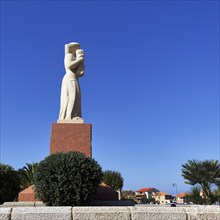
59,54,83,120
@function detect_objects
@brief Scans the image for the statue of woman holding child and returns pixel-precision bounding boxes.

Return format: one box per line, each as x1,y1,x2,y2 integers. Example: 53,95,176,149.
58,42,85,123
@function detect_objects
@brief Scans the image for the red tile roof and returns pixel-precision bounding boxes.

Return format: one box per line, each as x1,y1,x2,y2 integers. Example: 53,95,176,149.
136,187,159,192
177,192,188,198
156,191,169,196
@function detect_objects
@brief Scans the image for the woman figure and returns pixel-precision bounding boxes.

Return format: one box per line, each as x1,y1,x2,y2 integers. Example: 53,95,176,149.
58,42,85,121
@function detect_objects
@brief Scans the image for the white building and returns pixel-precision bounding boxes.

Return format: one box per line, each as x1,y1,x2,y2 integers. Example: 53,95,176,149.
135,187,159,203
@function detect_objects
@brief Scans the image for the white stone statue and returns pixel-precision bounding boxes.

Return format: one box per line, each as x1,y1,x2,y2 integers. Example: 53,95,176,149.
58,42,85,123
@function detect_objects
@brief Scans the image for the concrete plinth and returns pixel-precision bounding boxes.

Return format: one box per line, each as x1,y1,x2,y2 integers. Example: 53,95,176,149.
72,207,130,220
11,207,72,220
0,208,11,220
2,206,220,220
50,123,92,157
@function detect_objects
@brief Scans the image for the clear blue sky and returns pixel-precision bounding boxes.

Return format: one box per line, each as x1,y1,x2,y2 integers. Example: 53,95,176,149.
1,0,219,195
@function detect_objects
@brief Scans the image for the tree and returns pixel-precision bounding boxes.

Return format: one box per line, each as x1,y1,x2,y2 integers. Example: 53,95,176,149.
185,187,204,204
18,162,38,190
213,184,220,203
0,163,20,204
122,190,135,199
182,159,220,204
102,170,124,200
122,190,137,204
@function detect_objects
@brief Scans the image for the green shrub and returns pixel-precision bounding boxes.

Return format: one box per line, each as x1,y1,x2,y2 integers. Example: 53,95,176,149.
34,152,103,206
0,163,20,204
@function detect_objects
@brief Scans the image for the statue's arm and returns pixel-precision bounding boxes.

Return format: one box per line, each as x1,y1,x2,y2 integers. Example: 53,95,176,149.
76,64,85,77
65,53,84,69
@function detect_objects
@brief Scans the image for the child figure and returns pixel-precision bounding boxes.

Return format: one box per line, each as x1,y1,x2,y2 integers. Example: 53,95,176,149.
75,49,85,77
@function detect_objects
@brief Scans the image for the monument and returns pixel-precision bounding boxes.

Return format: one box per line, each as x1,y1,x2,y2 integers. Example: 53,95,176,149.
50,42,92,157
19,42,118,202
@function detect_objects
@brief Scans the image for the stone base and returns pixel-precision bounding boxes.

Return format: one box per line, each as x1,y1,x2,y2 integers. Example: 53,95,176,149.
50,123,92,157
1,206,219,220
57,118,84,124
18,183,118,202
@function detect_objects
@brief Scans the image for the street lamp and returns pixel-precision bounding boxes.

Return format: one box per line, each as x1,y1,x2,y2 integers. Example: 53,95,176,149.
172,183,178,201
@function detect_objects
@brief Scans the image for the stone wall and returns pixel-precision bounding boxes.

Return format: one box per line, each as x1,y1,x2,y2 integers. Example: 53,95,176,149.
0,206,219,220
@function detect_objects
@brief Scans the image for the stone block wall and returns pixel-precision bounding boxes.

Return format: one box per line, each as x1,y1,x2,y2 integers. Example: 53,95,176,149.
0,206,219,220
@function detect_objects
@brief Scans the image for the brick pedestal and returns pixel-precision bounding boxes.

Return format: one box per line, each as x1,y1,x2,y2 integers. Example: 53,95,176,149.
50,123,92,157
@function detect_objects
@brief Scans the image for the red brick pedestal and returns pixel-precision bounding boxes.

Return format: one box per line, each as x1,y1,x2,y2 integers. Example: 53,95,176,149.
50,123,92,157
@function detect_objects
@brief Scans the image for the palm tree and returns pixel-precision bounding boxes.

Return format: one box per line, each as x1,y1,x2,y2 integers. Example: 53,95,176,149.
185,187,204,204
18,163,38,190
182,159,220,204
213,184,220,203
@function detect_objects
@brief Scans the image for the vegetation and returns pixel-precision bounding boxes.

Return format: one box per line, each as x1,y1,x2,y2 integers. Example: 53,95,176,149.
122,190,137,204
182,159,220,204
213,185,220,203
185,187,203,204
18,162,38,190
0,163,20,204
122,190,135,200
34,152,103,206
102,170,124,199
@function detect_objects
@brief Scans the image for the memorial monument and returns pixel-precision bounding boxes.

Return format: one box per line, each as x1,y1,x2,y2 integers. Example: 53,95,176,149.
19,42,118,202
50,42,92,157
